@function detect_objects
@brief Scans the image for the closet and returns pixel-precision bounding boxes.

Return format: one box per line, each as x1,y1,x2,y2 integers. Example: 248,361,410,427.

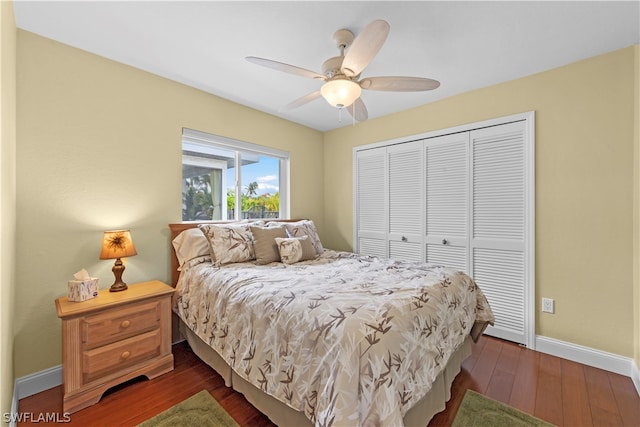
353,113,534,347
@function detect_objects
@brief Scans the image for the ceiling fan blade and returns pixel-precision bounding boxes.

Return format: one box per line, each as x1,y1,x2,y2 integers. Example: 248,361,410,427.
280,91,322,111
360,76,441,92
246,56,326,80
347,98,368,122
341,20,390,77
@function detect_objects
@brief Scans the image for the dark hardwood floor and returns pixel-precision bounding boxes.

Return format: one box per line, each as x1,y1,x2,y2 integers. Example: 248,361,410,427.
18,336,640,426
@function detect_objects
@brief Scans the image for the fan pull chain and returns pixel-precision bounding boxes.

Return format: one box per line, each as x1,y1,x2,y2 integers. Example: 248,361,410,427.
336,105,357,125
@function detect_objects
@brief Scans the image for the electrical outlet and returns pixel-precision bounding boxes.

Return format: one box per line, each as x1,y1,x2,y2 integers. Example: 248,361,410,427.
542,298,554,314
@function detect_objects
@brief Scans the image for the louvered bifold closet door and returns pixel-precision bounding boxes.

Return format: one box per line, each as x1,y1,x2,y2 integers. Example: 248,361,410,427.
424,133,469,273
470,121,527,344
388,141,424,261
356,147,387,258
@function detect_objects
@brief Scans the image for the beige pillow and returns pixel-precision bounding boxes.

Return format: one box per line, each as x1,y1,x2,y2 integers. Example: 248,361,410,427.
284,220,324,255
275,236,317,265
251,226,287,264
198,223,255,265
172,228,211,271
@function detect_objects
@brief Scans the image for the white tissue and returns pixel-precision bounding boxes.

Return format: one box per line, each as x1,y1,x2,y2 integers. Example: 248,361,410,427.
73,268,91,281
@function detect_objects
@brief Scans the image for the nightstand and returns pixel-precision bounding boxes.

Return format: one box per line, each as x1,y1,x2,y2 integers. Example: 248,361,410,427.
55,280,175,413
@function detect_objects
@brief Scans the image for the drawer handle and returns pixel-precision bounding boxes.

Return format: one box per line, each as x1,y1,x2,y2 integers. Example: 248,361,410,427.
120,320,131,329
120,351,131,360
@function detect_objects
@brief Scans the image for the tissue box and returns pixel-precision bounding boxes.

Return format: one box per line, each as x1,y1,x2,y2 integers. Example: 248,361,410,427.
67,278,99,302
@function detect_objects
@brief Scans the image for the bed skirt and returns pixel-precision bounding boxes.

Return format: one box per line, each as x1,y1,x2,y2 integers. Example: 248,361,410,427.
178,320,471,426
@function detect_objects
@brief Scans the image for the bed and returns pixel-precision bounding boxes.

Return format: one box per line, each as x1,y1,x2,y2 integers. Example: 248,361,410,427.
169,220,494,427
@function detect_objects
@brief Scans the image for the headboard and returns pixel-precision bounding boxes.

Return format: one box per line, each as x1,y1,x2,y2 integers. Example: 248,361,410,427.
169,219,303,287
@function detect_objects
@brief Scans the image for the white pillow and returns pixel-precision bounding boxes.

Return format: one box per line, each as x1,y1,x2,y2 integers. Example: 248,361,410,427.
172,228,211,271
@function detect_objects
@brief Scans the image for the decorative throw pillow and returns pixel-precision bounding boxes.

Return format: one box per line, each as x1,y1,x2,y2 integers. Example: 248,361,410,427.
284,220,324,255
275,236,317,265
198,224,255,266
171,228,211,271
251,226,287,265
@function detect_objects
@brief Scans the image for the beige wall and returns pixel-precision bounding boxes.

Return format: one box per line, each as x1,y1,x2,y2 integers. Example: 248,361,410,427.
12,26,640,379
14,30,323,377
1,0,17,420
324,46,637,358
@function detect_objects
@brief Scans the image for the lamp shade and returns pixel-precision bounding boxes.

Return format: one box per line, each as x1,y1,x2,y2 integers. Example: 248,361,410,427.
320,79,362,108
99,230,137,260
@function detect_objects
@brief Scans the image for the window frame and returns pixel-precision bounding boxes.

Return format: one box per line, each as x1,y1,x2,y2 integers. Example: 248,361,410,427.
182,128,290,221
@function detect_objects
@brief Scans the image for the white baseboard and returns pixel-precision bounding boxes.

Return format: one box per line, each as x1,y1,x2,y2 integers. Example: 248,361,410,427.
13,338,640,404
536,335,635,378
14,365,61,400
632,358,640,396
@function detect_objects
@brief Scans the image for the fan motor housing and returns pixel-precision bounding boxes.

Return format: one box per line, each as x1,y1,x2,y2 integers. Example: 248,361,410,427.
322,29,356,78
322,56,344,78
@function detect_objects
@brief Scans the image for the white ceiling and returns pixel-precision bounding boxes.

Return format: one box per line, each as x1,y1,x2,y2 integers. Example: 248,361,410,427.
13,1,640,132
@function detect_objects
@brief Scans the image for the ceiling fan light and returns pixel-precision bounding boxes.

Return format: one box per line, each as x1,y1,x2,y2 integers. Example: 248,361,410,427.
320,79,361,108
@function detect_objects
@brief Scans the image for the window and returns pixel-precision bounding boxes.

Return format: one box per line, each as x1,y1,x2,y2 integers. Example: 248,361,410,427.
182,128,289,221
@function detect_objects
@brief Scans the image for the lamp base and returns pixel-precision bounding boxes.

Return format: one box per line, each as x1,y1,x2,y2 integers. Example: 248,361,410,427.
109,281,128,292
109,258,128,292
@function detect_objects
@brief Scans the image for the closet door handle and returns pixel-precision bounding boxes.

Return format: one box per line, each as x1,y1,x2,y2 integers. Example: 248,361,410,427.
442,239,448,245
401,236,408,242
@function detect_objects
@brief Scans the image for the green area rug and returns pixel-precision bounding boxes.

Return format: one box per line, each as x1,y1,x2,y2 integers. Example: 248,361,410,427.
452,390,555,427
138,390,239,427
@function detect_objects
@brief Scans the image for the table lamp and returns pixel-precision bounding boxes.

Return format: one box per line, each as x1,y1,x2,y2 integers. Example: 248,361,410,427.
99,229,137,292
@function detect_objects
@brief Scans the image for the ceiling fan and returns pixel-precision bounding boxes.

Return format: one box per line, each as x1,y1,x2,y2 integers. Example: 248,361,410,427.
246,19,440,123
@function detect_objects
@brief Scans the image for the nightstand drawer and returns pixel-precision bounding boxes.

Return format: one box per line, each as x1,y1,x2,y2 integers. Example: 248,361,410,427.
83,329,161,383
82,300,160,348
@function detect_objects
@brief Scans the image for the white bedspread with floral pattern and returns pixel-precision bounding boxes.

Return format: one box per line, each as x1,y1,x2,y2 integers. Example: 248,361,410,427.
174,250,494,427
